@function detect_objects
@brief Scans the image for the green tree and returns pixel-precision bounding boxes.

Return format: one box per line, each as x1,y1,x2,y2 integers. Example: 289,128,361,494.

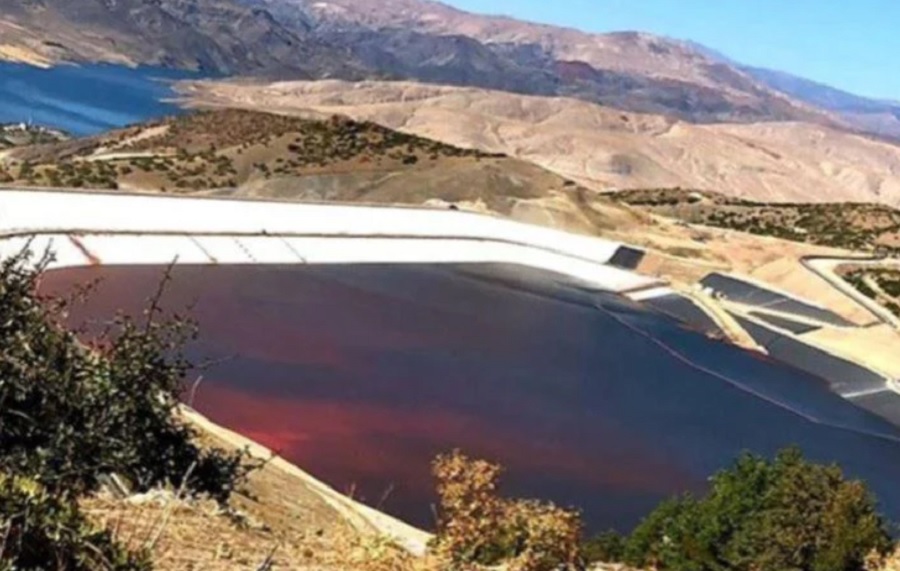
581,530,626,563
622,448,890,571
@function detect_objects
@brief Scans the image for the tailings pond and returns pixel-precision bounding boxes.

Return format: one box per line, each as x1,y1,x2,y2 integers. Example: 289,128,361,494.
39,263,900,533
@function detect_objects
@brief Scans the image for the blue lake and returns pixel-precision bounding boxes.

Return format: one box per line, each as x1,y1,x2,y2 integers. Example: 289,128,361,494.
0,62,199,136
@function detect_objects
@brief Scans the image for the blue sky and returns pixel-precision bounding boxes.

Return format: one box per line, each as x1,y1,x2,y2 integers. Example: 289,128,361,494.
441,0,900,101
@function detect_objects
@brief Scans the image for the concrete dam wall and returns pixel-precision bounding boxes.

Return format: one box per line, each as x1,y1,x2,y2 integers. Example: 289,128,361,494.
0,189,660,294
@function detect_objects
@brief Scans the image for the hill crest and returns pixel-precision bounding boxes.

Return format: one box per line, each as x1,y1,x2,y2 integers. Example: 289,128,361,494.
179,79,900,207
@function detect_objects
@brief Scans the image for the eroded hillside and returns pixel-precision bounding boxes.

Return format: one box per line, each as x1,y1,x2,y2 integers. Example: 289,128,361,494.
179,79,900,207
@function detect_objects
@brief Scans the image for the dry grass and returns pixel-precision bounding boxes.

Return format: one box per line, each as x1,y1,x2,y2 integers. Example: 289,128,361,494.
83,494,282,570
79,414,444,571
868,547,900,571
83,493,439,571
76,437,608,570
82,494,440,570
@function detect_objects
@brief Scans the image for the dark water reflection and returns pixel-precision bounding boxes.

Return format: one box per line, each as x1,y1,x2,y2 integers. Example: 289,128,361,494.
38,263,900,533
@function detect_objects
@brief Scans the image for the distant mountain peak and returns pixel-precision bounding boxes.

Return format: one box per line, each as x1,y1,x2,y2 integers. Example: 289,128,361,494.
269,0,838,124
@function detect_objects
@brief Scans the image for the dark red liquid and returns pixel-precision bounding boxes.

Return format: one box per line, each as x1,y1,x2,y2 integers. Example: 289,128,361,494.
38,263,900,532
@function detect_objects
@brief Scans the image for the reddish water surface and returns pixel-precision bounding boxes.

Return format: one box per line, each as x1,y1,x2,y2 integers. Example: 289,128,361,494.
38,263,900,532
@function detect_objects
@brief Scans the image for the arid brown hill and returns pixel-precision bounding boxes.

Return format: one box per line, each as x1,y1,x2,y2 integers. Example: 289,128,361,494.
180,80,900,207
0,108,637,236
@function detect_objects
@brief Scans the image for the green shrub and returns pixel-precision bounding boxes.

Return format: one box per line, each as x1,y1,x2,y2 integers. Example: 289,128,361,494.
876,276,900,298
0,474,150,570
846,272,878,300
581,530,626,564
622,447,890,571
0,249,252,503
885,301,900,318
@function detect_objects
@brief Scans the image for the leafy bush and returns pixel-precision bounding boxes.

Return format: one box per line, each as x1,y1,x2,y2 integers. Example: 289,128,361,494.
431,450,582,571
0,249,252,503
0,474,150,570
581,530,626,564
620,447,891,571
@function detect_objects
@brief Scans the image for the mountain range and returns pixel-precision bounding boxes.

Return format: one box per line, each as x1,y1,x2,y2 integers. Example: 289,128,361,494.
1,0,897,138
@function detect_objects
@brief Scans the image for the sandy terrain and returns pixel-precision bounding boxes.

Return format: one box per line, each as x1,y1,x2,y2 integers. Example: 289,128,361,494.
0,43,52,67
179,79,900,207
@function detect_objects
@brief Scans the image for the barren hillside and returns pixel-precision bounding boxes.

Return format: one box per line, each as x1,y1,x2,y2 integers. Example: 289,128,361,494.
178,79,900,206
0,108,635,235
295,0,771,91
0,0,366,75
253,0,836,124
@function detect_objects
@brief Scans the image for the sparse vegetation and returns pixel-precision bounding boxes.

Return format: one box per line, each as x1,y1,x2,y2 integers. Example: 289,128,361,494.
114,110,499,191
0,110,508,195
0,122,69,149
615,188,900,254
840,266,900,318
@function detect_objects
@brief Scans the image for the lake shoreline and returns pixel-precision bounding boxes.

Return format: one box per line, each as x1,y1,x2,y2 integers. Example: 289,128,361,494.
0,61,200,136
